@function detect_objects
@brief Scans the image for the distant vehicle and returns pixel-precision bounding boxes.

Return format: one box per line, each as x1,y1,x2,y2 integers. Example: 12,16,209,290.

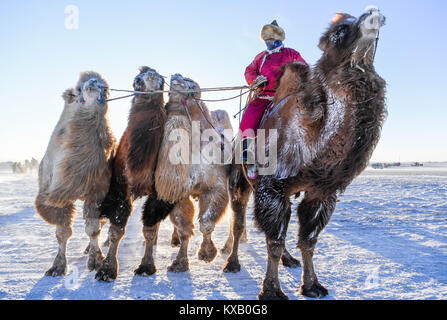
384,162,401,168
411,162,424,167
371,162,402,169
371,163,384,169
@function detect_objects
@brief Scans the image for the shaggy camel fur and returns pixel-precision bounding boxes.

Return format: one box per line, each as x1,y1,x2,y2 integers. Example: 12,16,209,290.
169,109,234,248
133,74,231,275
95,66,168,281
35,71,115,276
229,9,386,299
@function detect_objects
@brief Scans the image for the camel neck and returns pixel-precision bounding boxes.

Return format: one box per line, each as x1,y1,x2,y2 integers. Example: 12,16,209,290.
132,93,163,108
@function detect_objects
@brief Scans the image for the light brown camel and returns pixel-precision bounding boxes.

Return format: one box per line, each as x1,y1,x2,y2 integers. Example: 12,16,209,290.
169,109,235,248
35,71,115,276
133,74,232,275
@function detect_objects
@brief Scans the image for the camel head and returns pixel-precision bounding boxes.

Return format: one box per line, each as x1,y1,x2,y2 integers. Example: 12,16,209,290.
75,71,109,105
318,6,386,70
168,73,201,103
133,66,164,93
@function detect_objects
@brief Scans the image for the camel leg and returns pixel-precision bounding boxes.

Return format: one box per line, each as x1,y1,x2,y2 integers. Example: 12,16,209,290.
134,224,159,276
280,194,302,268
255,177,291,300
153,222,160,246
259,237,288,300
95,179,132,281
240,219,248,243
222,165,249,254
35,194,75,277
84,219,108,254
46,223,73,276
221,230,233,254
197,185,229,263
83,198,107,271
221,204,248,253
224,212,248,252
95,212,129,281
95,224,124,281
95,132,133,281
135,191,175,275
167,198,194,272
223,167,251,272
297,193,337,298
281,247,301,268
171,226,181,248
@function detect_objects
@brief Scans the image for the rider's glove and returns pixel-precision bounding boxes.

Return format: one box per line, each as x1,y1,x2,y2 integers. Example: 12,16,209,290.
252,75,268,88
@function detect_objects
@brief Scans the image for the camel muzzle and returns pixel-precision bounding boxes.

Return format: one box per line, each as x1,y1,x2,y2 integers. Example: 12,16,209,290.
360,6,386,33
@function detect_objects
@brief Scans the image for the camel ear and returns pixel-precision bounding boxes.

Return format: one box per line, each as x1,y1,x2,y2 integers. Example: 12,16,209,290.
62,88,77,104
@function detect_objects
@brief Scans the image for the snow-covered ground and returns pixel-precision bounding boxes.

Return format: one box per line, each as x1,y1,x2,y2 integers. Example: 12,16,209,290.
0,164,446,300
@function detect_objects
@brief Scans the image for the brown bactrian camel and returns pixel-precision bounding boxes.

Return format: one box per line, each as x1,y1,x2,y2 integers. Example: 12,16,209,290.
228,7,387,299
95,66,168,281
132,74,232,275
168,109,234,248
35,71,116,276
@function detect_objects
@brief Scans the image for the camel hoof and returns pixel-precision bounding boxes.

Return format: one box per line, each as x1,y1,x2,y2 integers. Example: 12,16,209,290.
134,264,157,276
300,283,329,298
281,255,301,268
95,263,117,282
167,260,189,273
223,258,241,273
258,288,289,300
87,252,105,272
45,265,66,277
198,242,217,263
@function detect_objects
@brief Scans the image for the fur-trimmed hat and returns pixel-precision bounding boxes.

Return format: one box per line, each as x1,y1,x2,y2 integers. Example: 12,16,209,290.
260,20,285,41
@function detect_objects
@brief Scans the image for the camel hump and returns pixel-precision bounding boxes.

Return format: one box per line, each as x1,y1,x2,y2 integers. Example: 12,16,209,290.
287,61,311,85
275,61,311,98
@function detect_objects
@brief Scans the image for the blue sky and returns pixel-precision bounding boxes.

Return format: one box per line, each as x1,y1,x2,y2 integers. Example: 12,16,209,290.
0,0,446,162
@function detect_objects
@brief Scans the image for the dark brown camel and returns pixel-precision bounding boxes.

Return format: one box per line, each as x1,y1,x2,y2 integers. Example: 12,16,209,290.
95,66,169,281
227,8,387,299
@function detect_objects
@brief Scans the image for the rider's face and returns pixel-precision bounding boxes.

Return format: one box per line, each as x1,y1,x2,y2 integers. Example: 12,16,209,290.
264,39,275,48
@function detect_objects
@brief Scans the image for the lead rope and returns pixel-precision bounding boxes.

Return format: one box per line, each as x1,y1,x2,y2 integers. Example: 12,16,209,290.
105,93,135,103
372,29,380,62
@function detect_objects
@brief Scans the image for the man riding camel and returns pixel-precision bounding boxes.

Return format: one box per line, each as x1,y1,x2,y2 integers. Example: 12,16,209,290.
240,20,307,178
